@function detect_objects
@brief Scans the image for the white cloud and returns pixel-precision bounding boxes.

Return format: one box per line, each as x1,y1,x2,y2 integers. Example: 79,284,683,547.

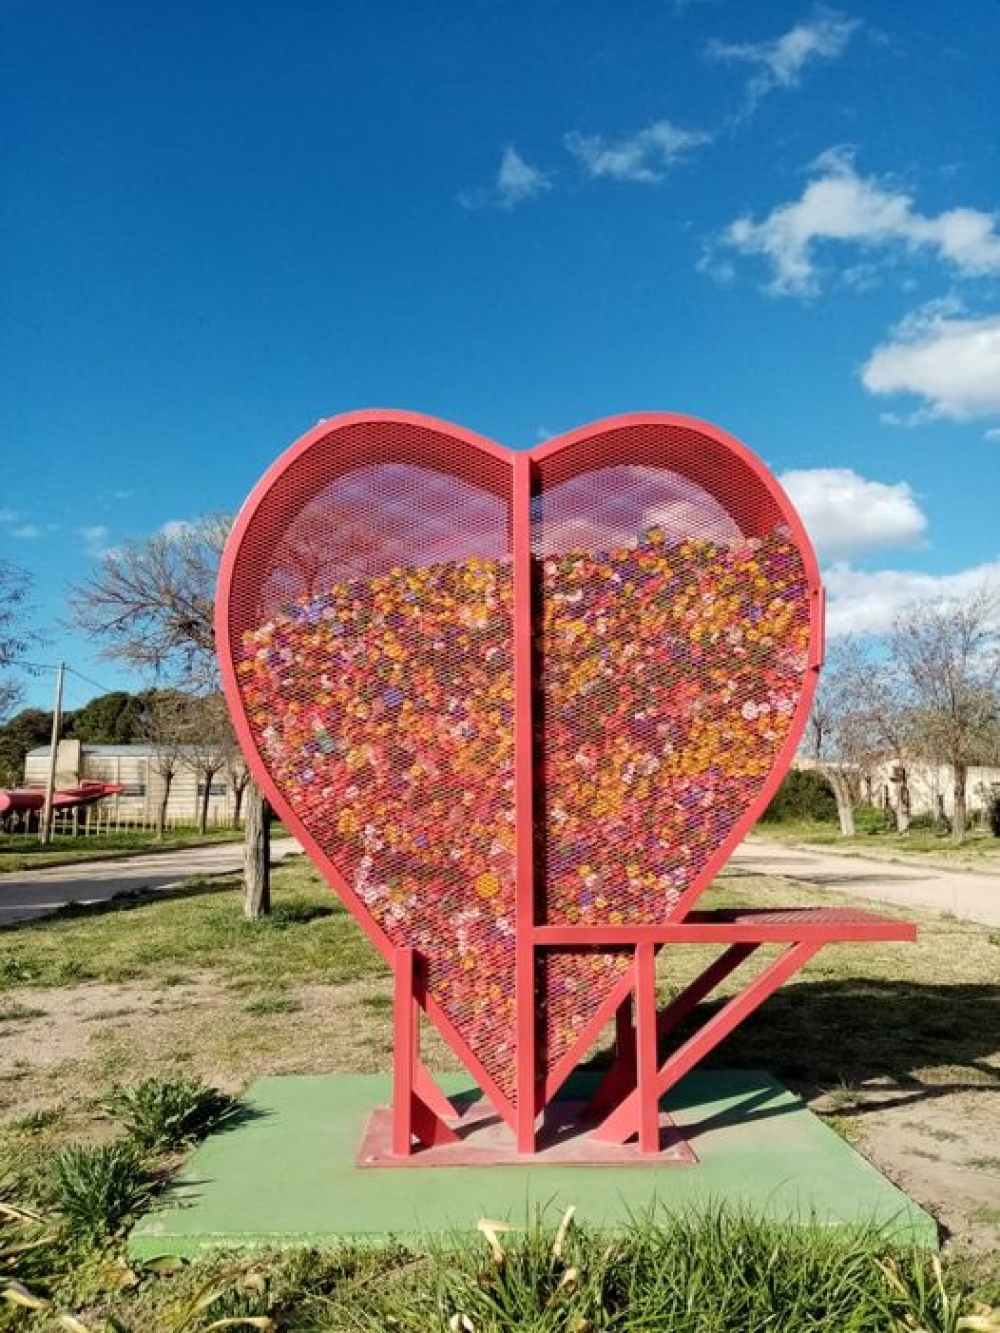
496,145,549,207
861,306,1000,422
160,519,195,540
10,524,42,540
460,145,550,210
716,149,1000,295
706,10,860,111
824,560,1000,637
78,524,110,553
0,509,17,524
986,427,1000,441
564,119,710,183
779,467,927,560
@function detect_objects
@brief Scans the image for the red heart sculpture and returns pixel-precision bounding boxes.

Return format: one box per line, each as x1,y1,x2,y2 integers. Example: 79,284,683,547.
217,411,822,1123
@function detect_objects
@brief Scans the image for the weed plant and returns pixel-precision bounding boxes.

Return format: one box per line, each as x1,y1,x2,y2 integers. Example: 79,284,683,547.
52,1141,151,1240
2,1195,999,1331
0,1161,61,1300
105,1076,239,1154
301,1209,999,1333
66,1210,996,1333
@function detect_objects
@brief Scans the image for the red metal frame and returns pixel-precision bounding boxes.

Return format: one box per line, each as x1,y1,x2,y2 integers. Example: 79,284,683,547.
512,452,540,1151
217,410,914,1160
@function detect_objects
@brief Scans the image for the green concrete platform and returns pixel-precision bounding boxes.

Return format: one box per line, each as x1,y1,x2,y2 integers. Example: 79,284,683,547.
129,1071,937,1257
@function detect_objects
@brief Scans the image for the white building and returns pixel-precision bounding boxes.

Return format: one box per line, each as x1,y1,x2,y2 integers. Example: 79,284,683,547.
24,740,244,828
869,759,1000,822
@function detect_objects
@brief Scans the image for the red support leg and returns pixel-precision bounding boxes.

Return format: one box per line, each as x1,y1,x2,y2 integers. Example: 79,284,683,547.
635,941,660,1153
414,1063,456,1122
594,942,822,1145
392,947,417,1156
392,947,460,1155
584,992,636,1120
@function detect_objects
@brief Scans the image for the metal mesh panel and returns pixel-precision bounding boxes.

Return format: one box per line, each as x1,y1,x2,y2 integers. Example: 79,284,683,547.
221,413,818,1127
532,426,812,1077
225,422,519,1103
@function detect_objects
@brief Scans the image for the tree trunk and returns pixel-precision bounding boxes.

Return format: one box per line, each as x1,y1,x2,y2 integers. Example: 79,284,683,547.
896,773,912,831
198,775,211,835
828,770,855,836
952,760,968,843
232,778,246,828
243,779,271,919
156,773,172,841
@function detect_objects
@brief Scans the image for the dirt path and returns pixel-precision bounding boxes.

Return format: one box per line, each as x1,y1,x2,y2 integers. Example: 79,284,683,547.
0,838,303,926
732,838,1000,927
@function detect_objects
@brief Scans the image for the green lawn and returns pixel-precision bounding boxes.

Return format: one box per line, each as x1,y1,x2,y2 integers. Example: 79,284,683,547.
755,818,1000,864
1,856,998,1329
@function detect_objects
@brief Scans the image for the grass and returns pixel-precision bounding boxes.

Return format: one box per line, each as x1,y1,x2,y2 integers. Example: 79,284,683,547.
0,1003,46,1023
1,859,997,1108
243,995,303,1016
0,859,385,993
50,1141,152,1241
1,1198,997,1332
755,818,1000,863
1,857,999,1326
104,1076,240,1154
0,826,250,874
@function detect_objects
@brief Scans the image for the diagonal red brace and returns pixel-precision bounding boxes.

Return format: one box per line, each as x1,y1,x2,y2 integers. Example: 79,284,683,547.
586,941,758,1121
392,946,460,1155
593,940,822,1146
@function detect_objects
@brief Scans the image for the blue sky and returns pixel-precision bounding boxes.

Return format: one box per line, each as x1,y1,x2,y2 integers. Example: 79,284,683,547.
2,0,999,713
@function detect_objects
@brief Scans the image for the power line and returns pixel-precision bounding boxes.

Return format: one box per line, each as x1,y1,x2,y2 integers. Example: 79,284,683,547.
65,665,121,696
6,659,61,673
5,659,132,701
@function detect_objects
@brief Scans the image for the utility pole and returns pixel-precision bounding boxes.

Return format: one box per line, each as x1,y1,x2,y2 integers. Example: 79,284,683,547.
40,661,65,846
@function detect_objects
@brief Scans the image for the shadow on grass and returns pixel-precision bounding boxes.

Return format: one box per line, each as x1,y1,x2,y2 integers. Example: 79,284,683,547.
661,978,1000,1114
0,879,344,934
578,976,998,1111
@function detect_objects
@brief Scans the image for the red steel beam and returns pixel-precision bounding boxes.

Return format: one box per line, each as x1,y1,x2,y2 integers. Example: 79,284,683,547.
392,947,417,1156
635,942,660,1153
593,941,822,1144
513,452,538,1153
392,947,459,1154
656,942,759,1040
534,916,916,946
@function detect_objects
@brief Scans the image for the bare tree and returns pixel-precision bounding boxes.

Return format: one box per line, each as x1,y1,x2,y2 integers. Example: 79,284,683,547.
70,517,272,915
808,638,883,835
70,519,226,685
861,671,914,834
223,742,251,827
138,690,190,840
888,588,1000,842
0,560,36,721
182,695,232,835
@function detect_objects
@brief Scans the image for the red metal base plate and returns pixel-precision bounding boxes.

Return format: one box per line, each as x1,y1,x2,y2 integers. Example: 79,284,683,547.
357,1098,698,1168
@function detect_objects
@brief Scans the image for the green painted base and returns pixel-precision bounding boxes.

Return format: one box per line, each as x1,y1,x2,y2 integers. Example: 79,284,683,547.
129,1071,937,1257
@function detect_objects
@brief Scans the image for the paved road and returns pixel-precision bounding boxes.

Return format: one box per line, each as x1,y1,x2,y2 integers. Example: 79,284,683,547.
0,839,304,927
2,835,997,930
732,838,1000,928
